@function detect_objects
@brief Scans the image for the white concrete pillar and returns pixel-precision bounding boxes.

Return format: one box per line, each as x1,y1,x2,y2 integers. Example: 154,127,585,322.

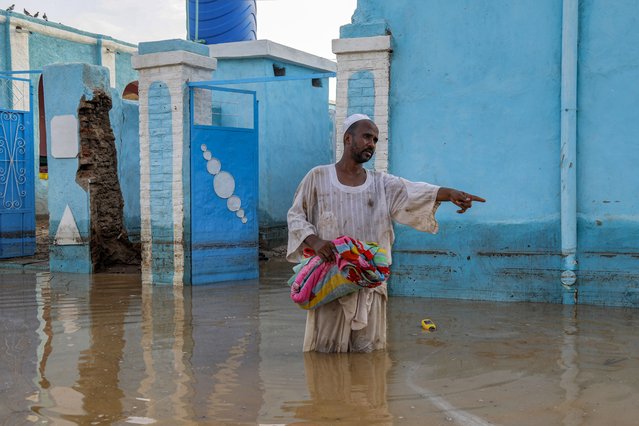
332,35,392,171
9,19,30,111
132,41,216,286
101,40,118,88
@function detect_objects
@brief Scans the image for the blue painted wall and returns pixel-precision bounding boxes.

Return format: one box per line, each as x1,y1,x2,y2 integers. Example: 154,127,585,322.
212,58,332,232
29,33,96,68
115,52,138,94
28,32,139,215
28,29,137,96
575,0,639,306
29,33,95,217
0,10,139,218
342,0,639,307
110,96,141,243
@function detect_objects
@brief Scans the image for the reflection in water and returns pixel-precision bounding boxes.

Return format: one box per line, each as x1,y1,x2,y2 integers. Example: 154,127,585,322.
196,281,262,423
2,262,639,424
559,306,582,426
0,273,41,424
35,273,53,390
134,280,262,423
27,274,197,423
207,333,251,417
27,274,142,423
61,275,138,424
285,351,393,424
137,281,155,420
169,286,194,421
131,282,196,422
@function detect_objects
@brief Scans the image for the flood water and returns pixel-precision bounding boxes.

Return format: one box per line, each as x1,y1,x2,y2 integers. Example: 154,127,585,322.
1,259,639,425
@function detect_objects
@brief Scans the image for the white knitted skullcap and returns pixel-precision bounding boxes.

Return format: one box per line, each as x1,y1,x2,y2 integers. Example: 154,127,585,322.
342,113,372,134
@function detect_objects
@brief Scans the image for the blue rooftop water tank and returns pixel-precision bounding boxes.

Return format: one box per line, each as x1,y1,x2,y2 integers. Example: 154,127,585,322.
187,0,257,44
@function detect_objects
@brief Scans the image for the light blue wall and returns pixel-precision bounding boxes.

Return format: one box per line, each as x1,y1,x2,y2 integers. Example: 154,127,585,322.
115,52,138,94
27,30,137,216
110,96,140,242
43,63,111,273
343,1,639,306
1,13,139,217
29,35,93,217
212,58,332,230
575,0,639,305
28,30,137,95
29,33,96,68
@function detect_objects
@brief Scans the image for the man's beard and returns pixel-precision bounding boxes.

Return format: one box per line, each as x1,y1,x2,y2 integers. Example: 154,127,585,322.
352,148,374,163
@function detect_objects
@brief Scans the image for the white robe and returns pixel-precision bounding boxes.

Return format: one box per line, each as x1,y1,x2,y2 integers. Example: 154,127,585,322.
287,164,440,352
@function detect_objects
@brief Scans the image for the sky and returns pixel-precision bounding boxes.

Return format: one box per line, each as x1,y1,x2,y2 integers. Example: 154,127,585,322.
11,0,358,61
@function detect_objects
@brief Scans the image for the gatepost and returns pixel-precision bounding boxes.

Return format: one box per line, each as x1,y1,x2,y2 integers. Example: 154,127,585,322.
132,40,217,286
333,31,392,172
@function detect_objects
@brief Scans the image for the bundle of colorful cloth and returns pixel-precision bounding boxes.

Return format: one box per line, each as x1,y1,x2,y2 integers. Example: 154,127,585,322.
288,236,390,310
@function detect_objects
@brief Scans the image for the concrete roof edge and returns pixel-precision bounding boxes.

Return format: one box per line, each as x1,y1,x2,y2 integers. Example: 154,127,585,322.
0,11,137,52
132,51,217,71
208,39,336,73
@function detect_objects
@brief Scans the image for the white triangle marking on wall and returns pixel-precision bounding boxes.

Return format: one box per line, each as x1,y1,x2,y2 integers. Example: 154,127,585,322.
54,205,83,245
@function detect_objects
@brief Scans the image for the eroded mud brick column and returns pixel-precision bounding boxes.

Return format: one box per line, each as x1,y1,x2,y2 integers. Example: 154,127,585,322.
332,35,392,172
132,40,217,286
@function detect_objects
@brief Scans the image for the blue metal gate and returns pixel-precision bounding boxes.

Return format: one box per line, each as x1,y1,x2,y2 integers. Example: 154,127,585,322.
0,75,35,258
189,85,258,284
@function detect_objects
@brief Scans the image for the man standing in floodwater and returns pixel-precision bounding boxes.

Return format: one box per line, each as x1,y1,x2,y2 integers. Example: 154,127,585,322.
286,114,485,353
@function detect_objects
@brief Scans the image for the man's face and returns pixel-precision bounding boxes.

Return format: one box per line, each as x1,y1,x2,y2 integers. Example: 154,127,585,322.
346,120,379,163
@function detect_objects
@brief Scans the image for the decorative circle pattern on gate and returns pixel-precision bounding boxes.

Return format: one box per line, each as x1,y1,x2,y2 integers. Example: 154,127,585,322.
0,112,27,209
200,143,247,224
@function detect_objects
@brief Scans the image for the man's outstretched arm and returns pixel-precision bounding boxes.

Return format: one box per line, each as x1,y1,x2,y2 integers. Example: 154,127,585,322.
436,187,486,214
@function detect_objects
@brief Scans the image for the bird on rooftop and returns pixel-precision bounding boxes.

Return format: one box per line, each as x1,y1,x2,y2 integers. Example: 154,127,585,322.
43,13,47,21
23,8,31,16
6,4,14,11
33,11,39,18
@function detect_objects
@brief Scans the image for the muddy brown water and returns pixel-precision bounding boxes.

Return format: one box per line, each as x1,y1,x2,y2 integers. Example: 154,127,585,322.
1,259,638,425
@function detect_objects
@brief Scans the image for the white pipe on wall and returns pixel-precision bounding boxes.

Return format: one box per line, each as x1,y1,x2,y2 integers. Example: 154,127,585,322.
560,0,579,304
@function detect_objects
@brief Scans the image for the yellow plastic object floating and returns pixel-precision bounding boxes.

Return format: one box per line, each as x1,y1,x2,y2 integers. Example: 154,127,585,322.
421,318,436,331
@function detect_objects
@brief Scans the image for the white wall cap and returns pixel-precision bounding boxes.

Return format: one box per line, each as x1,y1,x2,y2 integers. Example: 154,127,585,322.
208,39,336,73
332,35,392,54
132,50,217,71
1,15,137,54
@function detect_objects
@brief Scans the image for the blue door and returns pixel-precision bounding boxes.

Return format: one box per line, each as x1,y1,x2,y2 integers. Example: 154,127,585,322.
0,75,35,258
189,85,258,284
